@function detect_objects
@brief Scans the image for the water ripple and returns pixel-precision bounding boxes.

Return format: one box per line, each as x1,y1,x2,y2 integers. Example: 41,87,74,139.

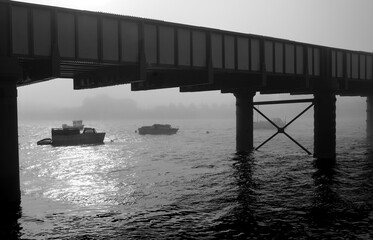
11,119,373,239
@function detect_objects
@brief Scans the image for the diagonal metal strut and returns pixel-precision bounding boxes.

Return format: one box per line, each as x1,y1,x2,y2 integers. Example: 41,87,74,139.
253,99,314,155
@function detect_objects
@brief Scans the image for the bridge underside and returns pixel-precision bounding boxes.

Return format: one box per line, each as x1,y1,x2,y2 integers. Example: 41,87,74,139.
10,56,373,97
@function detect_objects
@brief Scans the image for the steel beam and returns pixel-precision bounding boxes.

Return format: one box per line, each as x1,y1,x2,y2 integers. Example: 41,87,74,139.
74,64,140,90
254,98,313,105
0,0,10,57
253,101,314,155
131,68,209,91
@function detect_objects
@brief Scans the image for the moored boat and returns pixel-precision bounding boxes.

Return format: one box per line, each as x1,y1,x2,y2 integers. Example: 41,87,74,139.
37,138,52,145
37,127,105,146
138,124,178,135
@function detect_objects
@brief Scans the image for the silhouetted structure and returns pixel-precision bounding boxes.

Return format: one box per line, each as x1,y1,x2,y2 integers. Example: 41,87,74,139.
0,0,372,205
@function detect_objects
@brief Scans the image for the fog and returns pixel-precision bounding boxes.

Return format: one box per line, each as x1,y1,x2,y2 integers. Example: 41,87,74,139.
18,92,367,124
18,94,235,120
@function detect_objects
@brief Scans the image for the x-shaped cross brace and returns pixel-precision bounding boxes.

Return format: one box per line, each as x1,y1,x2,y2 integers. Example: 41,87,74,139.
253,99,314,155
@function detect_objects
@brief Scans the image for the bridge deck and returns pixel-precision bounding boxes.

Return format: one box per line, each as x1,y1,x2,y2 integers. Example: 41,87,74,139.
1,1,372,96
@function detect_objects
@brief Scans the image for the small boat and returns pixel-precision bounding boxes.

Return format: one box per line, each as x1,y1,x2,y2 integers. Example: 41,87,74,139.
138,124,178,135
254,118,286,130
37,138,52,145
62,120,84,130
37,127,105,146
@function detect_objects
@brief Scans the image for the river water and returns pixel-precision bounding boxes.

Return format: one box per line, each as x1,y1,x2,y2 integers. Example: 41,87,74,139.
3,118,373,239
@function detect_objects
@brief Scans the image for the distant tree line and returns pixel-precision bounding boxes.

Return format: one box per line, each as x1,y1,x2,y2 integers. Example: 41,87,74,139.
18,94,235,120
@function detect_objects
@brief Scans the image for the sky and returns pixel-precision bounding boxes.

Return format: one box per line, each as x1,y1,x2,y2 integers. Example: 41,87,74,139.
16,0,373,111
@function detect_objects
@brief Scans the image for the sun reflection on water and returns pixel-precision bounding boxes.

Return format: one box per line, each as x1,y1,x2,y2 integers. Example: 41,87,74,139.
28,143,138,208
16,120,373,239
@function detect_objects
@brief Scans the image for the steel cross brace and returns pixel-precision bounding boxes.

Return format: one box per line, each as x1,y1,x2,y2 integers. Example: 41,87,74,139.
253,100,314,155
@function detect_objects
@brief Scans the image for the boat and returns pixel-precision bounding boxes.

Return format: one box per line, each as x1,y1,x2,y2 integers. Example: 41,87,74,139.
138,124,178,135
37,138,52,145
62,120,84,130
37,127,105,146
254,118,286,130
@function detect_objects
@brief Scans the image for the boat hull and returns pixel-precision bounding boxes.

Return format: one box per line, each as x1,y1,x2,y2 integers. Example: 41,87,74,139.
37,138,52,145
52,133,105,146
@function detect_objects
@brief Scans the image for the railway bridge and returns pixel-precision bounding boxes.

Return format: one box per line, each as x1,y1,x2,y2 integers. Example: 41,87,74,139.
1,0,372,205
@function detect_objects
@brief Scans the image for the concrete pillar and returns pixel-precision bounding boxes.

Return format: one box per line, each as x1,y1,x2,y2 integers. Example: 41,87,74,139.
0,0,21,206
0,80,20,205
313,49,337,159
234,90,255,153
367,96,373,139
314,92,336,159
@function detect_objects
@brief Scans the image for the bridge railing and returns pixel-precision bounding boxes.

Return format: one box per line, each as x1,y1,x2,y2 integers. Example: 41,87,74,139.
5,1,373,84
331,49,373,80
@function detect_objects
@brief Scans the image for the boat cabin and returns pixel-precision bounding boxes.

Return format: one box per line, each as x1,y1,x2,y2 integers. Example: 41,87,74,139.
83,128,97,134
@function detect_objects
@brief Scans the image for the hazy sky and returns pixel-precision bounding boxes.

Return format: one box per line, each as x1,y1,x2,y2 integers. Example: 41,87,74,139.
16,0,373,109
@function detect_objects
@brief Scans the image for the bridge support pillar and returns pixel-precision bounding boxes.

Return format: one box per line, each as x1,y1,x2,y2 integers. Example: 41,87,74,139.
0,79,20,206
0,57,21,207
0,0,21,207
234,90,255,153
313,49,337,159
367,96,373,139
313,92,336,159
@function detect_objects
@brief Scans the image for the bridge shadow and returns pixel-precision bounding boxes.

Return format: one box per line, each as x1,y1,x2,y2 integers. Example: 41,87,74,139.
230,152,259,228
0,203,22,239
215,147,373,239
309,150,373,235
214,151,310,239
212,151,261,239
309,158,339,226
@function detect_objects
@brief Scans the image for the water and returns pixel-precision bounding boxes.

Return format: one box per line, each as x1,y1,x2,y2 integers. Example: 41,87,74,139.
3,119,373,239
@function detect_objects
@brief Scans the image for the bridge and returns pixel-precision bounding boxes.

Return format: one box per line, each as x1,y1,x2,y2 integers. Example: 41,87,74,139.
1,0,372,206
